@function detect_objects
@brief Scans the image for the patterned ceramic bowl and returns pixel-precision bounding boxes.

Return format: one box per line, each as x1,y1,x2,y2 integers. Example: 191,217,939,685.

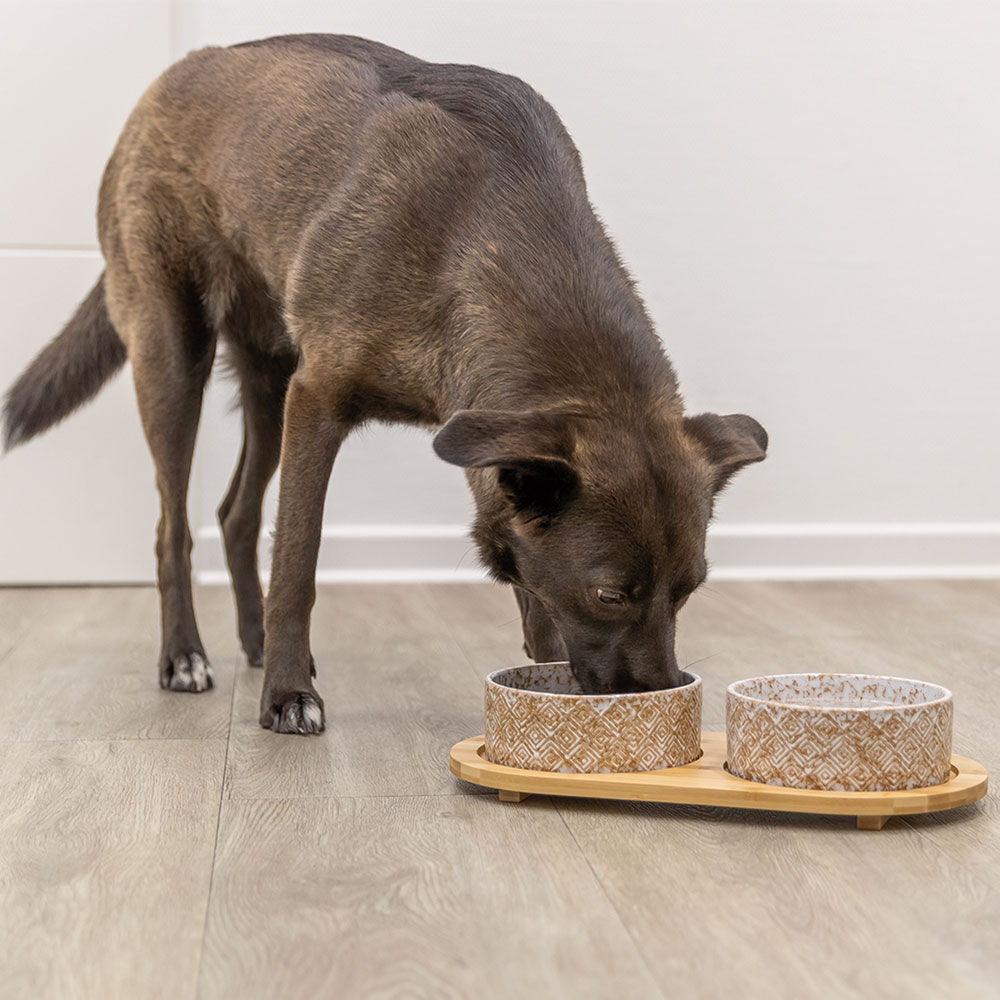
484,662,702,773
726,673,953,792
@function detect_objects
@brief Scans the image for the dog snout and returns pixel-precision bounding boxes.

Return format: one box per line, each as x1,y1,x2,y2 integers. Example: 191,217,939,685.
570,644,685,694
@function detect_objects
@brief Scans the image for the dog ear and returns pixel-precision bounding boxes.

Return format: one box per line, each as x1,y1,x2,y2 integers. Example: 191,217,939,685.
433,409,580,518
684,412,768,492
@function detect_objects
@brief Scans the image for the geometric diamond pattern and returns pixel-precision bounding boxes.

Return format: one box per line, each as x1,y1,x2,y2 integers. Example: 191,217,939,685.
484,663,702,773
726,673,953,792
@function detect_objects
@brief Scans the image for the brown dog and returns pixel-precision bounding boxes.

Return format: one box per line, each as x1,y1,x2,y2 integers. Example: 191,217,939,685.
3,34,767,734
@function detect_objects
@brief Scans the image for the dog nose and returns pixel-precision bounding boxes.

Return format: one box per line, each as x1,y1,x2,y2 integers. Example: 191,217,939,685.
621,649,686,692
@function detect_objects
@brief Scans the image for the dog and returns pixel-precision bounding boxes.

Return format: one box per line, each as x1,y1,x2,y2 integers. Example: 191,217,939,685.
3,34,767,734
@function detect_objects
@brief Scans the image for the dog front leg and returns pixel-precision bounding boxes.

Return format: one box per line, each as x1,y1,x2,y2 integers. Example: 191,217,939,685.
259,371,347,734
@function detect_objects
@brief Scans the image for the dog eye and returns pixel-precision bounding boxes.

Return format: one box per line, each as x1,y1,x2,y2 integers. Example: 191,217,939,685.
596,587,626,606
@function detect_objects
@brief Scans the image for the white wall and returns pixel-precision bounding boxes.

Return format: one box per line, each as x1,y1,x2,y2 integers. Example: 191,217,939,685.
0,1,170,583
2,1,998,584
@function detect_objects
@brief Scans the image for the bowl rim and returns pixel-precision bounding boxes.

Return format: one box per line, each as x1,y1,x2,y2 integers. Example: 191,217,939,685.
486,660,701,700
726,672,953,714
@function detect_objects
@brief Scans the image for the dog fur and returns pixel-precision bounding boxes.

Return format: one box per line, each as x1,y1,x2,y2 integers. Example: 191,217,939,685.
3,34,766,733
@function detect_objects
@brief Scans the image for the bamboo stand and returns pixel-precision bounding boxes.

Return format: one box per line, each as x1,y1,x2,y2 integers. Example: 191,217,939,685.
450,731,988,830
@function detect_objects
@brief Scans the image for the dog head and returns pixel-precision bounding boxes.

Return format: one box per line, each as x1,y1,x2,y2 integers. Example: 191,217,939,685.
434,406,766,693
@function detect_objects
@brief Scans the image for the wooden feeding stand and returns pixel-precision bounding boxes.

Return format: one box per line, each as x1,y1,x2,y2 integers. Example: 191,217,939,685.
450,731,988,830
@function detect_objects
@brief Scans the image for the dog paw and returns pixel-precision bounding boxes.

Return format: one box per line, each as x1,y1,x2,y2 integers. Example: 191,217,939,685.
161,652,214,693
260,690,325,735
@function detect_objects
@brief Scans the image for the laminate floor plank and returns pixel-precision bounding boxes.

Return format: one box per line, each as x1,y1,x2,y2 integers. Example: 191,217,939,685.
859,623,1000,893
0,586,237,741
554,796,999,1000
0,586,55,662
198,793,663,1000
2,580,996,1000
0,738,226,1000
701,578,1000,645
224,585,492,798
423,581,525,676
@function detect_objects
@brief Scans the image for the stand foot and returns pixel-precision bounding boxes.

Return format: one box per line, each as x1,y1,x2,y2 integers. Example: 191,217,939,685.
499,789,530,803
857,814,890,830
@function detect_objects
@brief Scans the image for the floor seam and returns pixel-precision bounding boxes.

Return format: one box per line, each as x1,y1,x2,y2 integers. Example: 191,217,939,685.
553,802,669,1000
224,790,498,802
192,660,239,1000
0,733,231,744
0,639,19,667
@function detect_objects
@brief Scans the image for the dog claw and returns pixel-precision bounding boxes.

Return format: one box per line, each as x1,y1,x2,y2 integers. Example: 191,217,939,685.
262,691,325,734
162,652,214,693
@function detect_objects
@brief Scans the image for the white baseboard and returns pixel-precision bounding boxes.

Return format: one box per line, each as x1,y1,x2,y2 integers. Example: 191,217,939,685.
194,524,487,585
704,522,1000,580
192,522,1000,584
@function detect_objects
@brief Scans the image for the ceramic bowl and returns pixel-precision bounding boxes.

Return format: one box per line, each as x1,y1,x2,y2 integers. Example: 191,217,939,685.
484,662,702,773
726,673,953,792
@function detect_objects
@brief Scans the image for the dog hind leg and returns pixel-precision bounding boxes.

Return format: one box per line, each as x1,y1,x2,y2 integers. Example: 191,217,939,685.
119,280,216,692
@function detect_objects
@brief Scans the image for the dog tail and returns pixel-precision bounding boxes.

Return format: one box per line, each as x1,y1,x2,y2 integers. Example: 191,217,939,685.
3,273,127,451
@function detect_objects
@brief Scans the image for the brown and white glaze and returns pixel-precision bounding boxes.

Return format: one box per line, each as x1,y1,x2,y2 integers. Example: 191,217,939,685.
726,673,953,792
484,662,702,773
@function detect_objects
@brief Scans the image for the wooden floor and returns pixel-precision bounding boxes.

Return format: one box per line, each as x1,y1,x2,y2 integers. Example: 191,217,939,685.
1,580,997,999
